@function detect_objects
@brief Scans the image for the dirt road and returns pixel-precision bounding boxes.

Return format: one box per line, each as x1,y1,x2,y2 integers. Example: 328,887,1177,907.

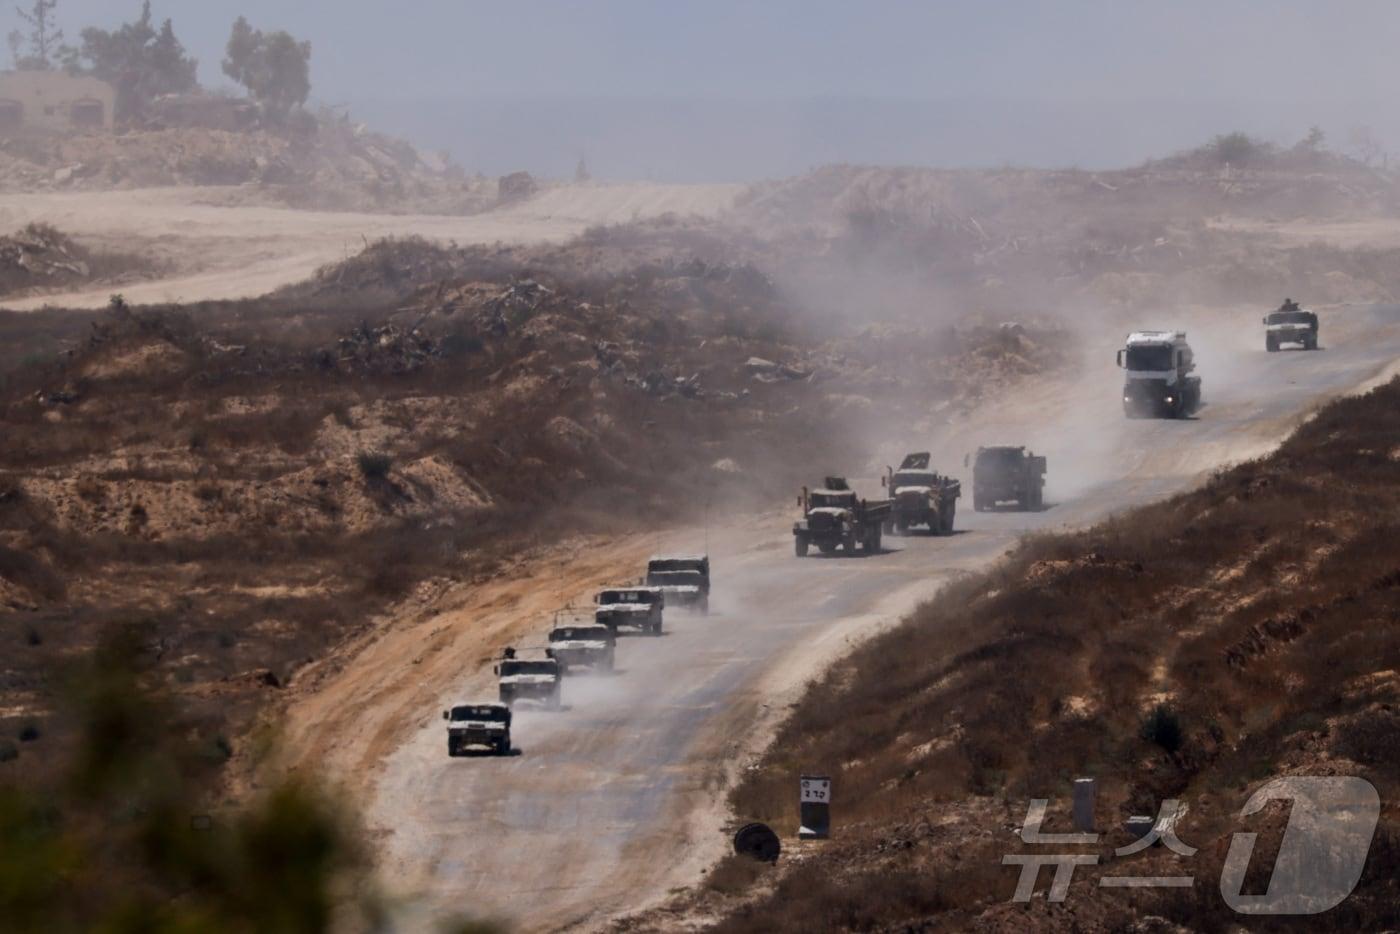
344,304,1400,930
0,182,742,311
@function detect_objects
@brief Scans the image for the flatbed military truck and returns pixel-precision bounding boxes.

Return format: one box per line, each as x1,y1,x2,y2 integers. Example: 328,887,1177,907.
793,477,891,556
882,452,960,535
1117,330,1202,418
444,702,512,756
1264,299,1319,352
968,446,1046,511
645,554,710,615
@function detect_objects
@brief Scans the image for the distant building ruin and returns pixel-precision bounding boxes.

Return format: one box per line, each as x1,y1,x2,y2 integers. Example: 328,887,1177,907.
0,71,116,135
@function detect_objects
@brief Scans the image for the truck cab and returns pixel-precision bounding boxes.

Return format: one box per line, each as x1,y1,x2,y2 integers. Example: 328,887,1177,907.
645,555,710,615
882,452,960,534
1263,306,1318,352
443,702,512,756
495,658,562,709
594,587,665,635
1116,330,1202,418
793,476,889,556
546,624,616,672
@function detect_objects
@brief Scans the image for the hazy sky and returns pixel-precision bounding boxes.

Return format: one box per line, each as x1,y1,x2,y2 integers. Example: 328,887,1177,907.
21,1,1400,178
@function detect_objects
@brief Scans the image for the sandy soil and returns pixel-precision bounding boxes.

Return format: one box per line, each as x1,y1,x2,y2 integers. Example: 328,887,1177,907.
272,299,1400,931
0,182,742,311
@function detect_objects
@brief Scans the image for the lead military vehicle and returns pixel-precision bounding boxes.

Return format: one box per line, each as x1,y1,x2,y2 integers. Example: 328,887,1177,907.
443,702,512,756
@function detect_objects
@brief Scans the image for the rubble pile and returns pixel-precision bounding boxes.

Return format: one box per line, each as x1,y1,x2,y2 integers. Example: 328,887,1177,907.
0,223,156,297
326,321,441,375
0,224,90,284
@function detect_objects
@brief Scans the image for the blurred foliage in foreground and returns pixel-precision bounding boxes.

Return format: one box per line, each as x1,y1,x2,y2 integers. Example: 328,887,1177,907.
0,624,383,933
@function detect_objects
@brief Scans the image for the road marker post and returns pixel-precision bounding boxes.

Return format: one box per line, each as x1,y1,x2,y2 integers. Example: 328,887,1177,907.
1073,777,1097,832
799,774,831,839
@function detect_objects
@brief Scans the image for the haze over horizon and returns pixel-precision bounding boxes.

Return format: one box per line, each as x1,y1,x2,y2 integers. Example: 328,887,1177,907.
21,0,1400,179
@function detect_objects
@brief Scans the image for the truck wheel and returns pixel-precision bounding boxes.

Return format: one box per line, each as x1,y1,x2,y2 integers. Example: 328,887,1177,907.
843,535,857,553
699,596,709,616
873,527,882,550
495,738,509,756
882,519,894,535
973,495,985,512
448,740,459,757
1305,334,1318,350
795,536,809,557
1266,336,1278,352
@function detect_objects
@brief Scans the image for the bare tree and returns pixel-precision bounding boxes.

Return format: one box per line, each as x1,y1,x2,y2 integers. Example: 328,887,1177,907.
13,0,62,68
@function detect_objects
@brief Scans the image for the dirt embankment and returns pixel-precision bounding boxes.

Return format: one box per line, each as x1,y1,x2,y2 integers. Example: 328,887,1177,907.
0,234,1067,794
652,376,1400,932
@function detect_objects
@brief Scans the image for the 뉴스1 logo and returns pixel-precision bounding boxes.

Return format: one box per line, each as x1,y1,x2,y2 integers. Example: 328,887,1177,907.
1003,775,1379,914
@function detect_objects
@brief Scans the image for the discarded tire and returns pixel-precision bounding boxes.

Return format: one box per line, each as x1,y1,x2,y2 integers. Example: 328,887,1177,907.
733,822,781,863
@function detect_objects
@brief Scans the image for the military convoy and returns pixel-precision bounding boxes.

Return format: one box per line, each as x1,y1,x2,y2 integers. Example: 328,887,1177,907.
968,445,1047,511
793,477,891,556
457,298,1327,761
1264,299,1319,352
882,452,960,535
645,555,710,615
444,702,512,756
1117,330,1202,418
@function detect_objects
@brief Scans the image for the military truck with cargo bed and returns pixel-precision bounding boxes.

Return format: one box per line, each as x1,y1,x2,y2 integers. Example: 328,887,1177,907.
882,452,960,535
444,702,512,756
1116,330,1202,418
495,657,562,709
546,624,616,672
793,477,891,556
594,586,665,635
646,555,710,615
1264,300,1318,352
968,446,1046,511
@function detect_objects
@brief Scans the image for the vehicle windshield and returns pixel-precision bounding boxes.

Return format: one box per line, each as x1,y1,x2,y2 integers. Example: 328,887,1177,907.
450,705,507,722
598,590,657,605
893,471,936,488
500,660,556,676
551,627,609,641
1267,311,1314,326
810,492,856,508
1125,345,1174,371
647,569,702,585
